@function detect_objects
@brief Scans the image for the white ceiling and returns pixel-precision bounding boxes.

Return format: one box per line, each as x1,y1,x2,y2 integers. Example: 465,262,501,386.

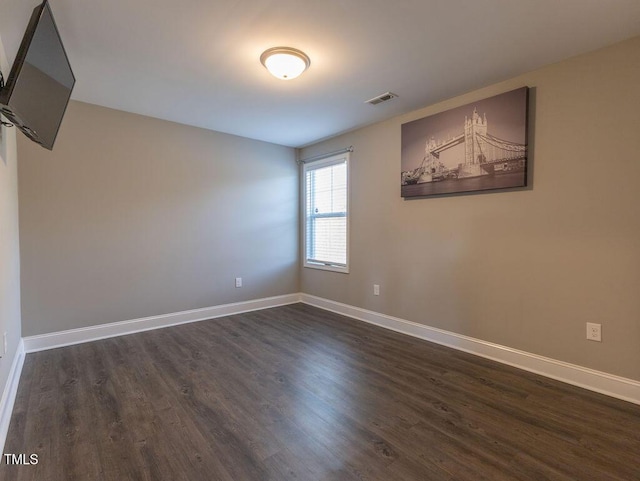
2,0,640,147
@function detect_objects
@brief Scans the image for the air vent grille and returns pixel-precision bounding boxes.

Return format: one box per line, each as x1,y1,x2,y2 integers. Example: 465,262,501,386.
365,92,398,105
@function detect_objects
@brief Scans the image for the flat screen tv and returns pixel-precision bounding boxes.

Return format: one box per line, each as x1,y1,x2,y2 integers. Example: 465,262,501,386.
0,0,75,150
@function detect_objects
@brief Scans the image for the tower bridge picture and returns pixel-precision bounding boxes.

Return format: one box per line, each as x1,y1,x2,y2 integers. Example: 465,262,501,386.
401,87,528,197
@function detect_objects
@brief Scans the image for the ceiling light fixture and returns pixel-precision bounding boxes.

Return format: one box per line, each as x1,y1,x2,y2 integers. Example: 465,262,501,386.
260,47,310,80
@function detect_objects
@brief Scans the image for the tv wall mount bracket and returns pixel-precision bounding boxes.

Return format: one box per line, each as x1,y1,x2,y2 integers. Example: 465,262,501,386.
0,72,15,127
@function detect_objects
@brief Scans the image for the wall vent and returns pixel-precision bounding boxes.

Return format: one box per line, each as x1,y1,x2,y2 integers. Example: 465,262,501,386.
365,92,398,105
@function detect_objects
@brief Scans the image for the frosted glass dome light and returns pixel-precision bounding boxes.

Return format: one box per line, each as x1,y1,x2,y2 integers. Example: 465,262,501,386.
260,47,310,80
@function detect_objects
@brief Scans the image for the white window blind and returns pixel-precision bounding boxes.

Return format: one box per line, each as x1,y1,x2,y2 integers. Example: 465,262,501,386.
303,153,349,272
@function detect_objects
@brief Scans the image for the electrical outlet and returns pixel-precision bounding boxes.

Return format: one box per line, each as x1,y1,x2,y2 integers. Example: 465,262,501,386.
373,284,380,296
586,322,601,342
235,277,242,288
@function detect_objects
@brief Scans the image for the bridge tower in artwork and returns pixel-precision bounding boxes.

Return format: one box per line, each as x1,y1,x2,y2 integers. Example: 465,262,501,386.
460,108,488,178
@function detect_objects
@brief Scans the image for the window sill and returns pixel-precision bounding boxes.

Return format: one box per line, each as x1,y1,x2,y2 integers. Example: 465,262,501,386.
303,262,349,274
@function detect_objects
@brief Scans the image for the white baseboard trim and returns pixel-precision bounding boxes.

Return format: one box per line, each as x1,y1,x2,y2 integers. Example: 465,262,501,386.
0,339,25,454
17,292,640,405
300,294,640,405
23,293,301,353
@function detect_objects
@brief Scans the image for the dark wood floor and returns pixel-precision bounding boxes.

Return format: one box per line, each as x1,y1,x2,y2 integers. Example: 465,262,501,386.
2,303,639,480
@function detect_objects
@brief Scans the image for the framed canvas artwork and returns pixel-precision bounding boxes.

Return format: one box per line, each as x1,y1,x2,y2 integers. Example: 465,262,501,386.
401,87,529,198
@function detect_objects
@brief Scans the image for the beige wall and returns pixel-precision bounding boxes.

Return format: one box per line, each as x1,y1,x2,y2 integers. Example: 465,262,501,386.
0,34,22,402
18,101,298,336
300,36,640,381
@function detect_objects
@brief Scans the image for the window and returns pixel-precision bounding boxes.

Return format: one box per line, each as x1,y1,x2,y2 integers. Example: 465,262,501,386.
303,153,349,272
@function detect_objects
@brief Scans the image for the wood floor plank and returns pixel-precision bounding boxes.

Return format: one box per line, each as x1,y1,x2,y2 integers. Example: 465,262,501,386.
2,303,639,480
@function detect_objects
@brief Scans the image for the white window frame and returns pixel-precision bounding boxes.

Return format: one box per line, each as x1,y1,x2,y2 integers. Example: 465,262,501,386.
302,152,350,273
